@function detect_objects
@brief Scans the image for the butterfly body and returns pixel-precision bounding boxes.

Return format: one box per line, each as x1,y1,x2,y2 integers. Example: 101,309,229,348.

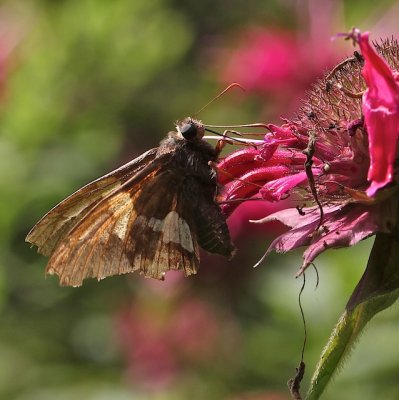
26,118,235,286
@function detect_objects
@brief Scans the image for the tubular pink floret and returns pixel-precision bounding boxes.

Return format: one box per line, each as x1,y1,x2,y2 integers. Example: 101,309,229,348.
221,165,290,215
266,123,294,138
218,148,262,185
260,169,319,201
225,165,291,198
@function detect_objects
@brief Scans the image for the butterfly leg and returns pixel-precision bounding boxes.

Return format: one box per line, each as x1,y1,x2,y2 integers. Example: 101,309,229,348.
214,129,238,156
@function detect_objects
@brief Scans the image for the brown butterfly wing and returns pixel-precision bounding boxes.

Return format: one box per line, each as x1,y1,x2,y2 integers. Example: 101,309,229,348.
44,165,200,286
26,148,158,257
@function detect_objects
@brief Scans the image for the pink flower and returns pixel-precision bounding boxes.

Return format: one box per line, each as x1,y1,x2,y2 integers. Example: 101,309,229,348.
116,297,237,389
218,26,340,98
168,300,219,361
218,32,399,274
117,305,178,390
220,28,301,93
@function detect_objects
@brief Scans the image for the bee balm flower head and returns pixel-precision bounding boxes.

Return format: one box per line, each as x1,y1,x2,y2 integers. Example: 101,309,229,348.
218,31,399,274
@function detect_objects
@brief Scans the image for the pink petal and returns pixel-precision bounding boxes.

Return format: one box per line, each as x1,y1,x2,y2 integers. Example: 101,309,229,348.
252,205,340,229
300,204,384,273
251,205,341,264
357,32,399,196
253,200,395,273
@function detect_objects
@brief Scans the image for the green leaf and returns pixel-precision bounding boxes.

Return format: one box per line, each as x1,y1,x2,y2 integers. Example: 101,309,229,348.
306,232,399,399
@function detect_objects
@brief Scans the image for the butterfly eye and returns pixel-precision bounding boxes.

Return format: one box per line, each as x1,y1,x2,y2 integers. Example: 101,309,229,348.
180,123,198,140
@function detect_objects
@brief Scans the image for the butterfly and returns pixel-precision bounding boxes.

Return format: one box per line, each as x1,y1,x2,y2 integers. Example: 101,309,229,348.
26,117,236,287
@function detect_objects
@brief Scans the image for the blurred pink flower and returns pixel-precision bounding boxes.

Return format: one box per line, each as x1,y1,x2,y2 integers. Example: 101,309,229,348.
218,27,338,97
168,299,219,361
218,31,399,275
221,28,300,93
116,297,236,389
117,305,177,389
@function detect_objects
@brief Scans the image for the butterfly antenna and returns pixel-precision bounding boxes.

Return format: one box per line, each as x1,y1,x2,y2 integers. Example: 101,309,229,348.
204,122,269,130
194,83,246,117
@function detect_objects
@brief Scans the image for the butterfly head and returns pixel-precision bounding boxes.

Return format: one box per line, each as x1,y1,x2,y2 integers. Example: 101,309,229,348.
176,118,205,141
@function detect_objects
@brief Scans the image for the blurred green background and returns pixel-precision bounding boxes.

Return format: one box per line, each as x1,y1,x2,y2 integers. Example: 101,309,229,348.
2,0,399,399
